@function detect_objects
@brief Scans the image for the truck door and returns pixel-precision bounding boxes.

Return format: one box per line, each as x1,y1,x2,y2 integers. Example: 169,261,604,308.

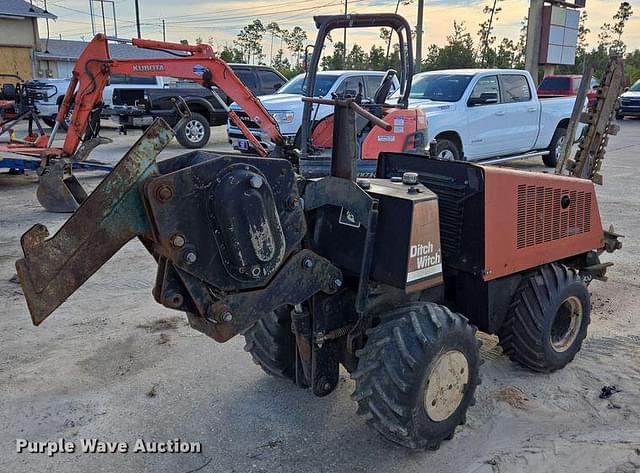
465,74,505,159
497,74,539,153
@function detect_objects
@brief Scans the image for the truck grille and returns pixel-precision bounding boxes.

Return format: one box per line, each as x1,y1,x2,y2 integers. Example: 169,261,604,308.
516,184,592,249
233,111,260,129
621,98,640,106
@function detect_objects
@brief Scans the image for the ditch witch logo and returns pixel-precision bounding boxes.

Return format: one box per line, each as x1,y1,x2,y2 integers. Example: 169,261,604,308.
132,64,166,73
16,438,201,456
407,241,442,283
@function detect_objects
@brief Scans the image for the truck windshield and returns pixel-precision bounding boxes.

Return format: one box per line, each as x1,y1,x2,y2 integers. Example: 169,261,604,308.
277,74,340,97
629,80,640,92
405,74,473,102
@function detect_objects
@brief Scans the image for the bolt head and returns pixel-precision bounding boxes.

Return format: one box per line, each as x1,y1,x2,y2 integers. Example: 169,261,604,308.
302,258,313,269
185,251,197,264
171,234,185,248
222,312,233,322
156,185,173,202
334,278,343,288
323,382,332,391
249,175,263,189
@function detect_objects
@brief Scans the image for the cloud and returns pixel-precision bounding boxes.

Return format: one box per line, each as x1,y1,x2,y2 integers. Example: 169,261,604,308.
41,0,639,54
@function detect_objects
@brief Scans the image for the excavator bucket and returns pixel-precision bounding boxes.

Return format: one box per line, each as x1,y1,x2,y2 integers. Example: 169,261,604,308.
16,119,174,325
36,160,88,213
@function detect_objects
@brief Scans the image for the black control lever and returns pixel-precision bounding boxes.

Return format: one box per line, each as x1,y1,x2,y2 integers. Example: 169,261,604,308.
301,96,392,132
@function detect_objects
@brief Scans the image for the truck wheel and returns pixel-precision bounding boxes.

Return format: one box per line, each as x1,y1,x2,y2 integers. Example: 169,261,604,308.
352,302,481,450
176,113,210,149
244,307,296,380
543,127,566,168
498,264,590,373
435,139,461,161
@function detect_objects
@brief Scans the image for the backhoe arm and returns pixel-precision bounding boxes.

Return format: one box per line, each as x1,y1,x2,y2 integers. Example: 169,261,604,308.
56,34,284,158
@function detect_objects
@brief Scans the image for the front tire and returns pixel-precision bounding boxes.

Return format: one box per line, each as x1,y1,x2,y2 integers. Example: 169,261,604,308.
543,126,566,168
498,264,590,373
352,302,481,450
435,138,462,161
176,112,210,149
243,307,296,380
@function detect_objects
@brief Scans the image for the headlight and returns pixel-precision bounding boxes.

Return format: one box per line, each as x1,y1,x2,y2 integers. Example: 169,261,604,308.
271,111,295,123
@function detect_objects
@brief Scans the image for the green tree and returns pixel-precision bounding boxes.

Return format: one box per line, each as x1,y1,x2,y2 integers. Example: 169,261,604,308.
477,0,504,66
220,45,245,63
266,22,284,66
423,21,476,70
285,26,308,69
320,41,346,70
625,49,640,83
235,19,266,64
611,1,633,54
348,44,367,69
368,45,386,70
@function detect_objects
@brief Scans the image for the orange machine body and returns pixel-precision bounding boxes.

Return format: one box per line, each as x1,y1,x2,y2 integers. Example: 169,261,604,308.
310,107,426,159
482,165,604,281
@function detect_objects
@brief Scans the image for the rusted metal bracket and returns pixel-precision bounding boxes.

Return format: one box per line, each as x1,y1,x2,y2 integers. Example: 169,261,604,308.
603,225,624,253
16,119,174,325
304,176,376,228
186,249,343,342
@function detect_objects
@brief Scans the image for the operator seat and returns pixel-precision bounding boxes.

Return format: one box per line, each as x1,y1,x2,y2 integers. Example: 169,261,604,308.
373,69,397,105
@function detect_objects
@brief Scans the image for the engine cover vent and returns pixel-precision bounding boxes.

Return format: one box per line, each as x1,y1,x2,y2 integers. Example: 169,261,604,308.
516,184,592,250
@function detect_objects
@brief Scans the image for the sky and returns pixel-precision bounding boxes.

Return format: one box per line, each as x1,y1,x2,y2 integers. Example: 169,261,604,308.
35,0,639,57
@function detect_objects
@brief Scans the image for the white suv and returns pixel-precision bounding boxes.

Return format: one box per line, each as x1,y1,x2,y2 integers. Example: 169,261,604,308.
227,70,399,152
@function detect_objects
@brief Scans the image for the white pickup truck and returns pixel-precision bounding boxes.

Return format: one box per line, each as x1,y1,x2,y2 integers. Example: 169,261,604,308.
227,70,399,153
399,69,582,167
29,74,165,128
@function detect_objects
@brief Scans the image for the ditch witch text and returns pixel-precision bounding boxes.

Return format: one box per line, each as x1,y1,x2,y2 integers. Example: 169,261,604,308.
16,438,201,457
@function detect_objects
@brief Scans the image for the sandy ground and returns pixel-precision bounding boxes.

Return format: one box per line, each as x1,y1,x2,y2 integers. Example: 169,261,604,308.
1,121,639,473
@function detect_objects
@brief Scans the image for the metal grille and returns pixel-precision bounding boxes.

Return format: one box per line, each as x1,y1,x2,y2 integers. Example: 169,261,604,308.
233,111,260,129
516,184,592,249
418,174,466,258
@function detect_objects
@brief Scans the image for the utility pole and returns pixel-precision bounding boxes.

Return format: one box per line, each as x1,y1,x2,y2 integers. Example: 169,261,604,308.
134,0,142,38
415,0,424,72
162,19,166,42
524,0,544,86
343,0,348,65
100,0,107,34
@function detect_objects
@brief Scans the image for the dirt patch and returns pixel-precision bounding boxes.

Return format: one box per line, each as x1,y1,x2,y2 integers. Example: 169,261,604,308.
495,386,529,409
136,316,184,333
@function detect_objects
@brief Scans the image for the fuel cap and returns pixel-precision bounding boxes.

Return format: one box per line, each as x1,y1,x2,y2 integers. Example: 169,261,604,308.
402,172,418,185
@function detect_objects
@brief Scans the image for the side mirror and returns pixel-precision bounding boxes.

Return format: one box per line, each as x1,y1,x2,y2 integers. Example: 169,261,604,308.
2,83,16,100
624,87,630,92
468,92,498,106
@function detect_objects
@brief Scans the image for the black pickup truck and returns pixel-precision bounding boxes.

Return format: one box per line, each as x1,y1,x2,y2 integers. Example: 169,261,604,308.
108,64,286,148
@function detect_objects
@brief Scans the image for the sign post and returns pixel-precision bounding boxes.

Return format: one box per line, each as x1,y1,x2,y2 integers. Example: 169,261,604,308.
525,0,585,86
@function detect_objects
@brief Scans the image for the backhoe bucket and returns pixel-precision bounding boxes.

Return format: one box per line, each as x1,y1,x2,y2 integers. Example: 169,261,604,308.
16,119,174,325
36,160,88,213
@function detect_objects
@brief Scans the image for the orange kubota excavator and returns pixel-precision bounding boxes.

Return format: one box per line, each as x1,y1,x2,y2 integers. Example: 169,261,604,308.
2,34,289,212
